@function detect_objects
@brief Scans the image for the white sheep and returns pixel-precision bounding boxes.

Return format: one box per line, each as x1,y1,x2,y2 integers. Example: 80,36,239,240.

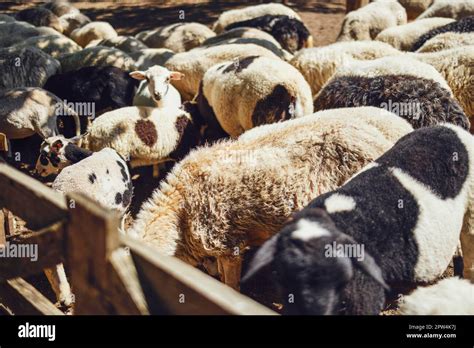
9,34,81,58
0,46,60,93
88,35,148,54
0,87,80,140
128,106,413,289
418,0,474,20
36,106,200,176
400,277,474,315
70,21,117,47
129,48,175,70
135,22,215,52
212,3,301,34
58,46,136,72
375,17,454,51
290,41,402,96
130,65,184,109
164,43,280,101
416,32,474,52
337,0,407,41
42,1,80,17
58,11,91,36
196,55,313,139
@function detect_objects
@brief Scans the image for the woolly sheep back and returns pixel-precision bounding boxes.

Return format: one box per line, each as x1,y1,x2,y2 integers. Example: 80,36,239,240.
418,0,474,20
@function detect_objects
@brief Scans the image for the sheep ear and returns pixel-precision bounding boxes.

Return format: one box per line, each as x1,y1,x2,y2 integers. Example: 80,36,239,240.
129,71,147,80
170,71,185,80
351,252,390,291
241,234,279,284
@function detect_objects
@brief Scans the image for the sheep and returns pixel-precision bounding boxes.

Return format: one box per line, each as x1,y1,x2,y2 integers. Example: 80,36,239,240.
58,12,91,36
409,47,474,124
9,34,81,58
200,27,293,61
0,46,60,94
70,21,118,47
127,106,414,289
15,7,63,33
164,43,280,101
243,123,474,314
337,1,407,42
42,1,80,17
0,14,15,24
212,3,301,34
58,46,136,72
88,35,148,54
397,0,433,20
130,65,184,109
129,48,175,70
40,144,132,309
411,16,474,51
43,66,140,136
416,31,474,52
195,55,313,140
223,15,313,54
290,41,402,96
135,23,215,53
418,0,474,20
313,56,470,130
0,87,80,140
0,21,43,47
399,277,474,315
375,17,454,51
36,106,200,176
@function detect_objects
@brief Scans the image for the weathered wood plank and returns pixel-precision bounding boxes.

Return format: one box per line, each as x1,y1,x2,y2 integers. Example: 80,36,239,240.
0,209,5,247
0,133,8,152
0,222,65,280
123,235,277,315
0,164,67,230
0,278,63,315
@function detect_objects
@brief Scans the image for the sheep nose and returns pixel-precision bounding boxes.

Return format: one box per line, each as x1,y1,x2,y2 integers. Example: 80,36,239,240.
153,92,162,100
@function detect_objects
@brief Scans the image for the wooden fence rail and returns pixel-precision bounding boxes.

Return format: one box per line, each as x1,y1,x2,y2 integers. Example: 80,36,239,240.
0,163,276,315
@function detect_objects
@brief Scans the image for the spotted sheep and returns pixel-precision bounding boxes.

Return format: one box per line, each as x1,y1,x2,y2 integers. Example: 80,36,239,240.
127,107,413,290
243,123,474,315
313,56,470,131
192,55,313,140
130,65,184,109
337,0,407,42
35,106,200,176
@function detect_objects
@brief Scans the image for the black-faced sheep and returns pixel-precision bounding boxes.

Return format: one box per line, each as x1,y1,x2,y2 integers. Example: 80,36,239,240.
224,15,312,54
0,46,60,94
43,66,140,136
212,3,301,34
70,21,118,47
243,124,474,314
399,277,474,315
418,0,474,20
313,56,470,130
375,17,454,51
58,46,136,72
195,55,313,139
337,0,407,41
135,22,215,53
164,43,280,101
15,7,63,33
411,16,474,51
36,106,200,176
127,107,413,289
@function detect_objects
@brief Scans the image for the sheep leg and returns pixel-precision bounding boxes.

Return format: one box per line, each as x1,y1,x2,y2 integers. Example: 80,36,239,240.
44,263,74,308
217,257,242,291
460,209,474,281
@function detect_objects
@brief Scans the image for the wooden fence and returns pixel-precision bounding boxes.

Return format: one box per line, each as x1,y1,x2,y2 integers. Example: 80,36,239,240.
0,163,276,315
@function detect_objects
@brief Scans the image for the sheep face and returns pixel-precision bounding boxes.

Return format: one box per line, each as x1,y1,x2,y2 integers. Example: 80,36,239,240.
130,66,184,103
242,208,388,315
36,135,91,177
272,17,311,53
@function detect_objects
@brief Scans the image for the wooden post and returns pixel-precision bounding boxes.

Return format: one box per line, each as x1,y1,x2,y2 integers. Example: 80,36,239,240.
346,0,369,13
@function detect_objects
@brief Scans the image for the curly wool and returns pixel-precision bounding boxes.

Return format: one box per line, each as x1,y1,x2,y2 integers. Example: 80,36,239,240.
416,31,474,52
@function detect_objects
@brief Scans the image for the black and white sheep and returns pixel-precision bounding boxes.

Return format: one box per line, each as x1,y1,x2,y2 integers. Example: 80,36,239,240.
194,55,313,139
243,124,474,314
418,0,474,20
411,16,474,51
224,15,313,54
399,277,474,315
313,56,470,130
0,46,60,94
15,7,63,33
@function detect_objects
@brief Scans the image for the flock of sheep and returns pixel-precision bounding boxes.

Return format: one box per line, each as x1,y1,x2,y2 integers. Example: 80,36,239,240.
0,0,474,315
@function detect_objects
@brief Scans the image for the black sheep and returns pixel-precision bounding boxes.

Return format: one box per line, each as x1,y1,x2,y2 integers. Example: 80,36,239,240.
224,15,312,53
